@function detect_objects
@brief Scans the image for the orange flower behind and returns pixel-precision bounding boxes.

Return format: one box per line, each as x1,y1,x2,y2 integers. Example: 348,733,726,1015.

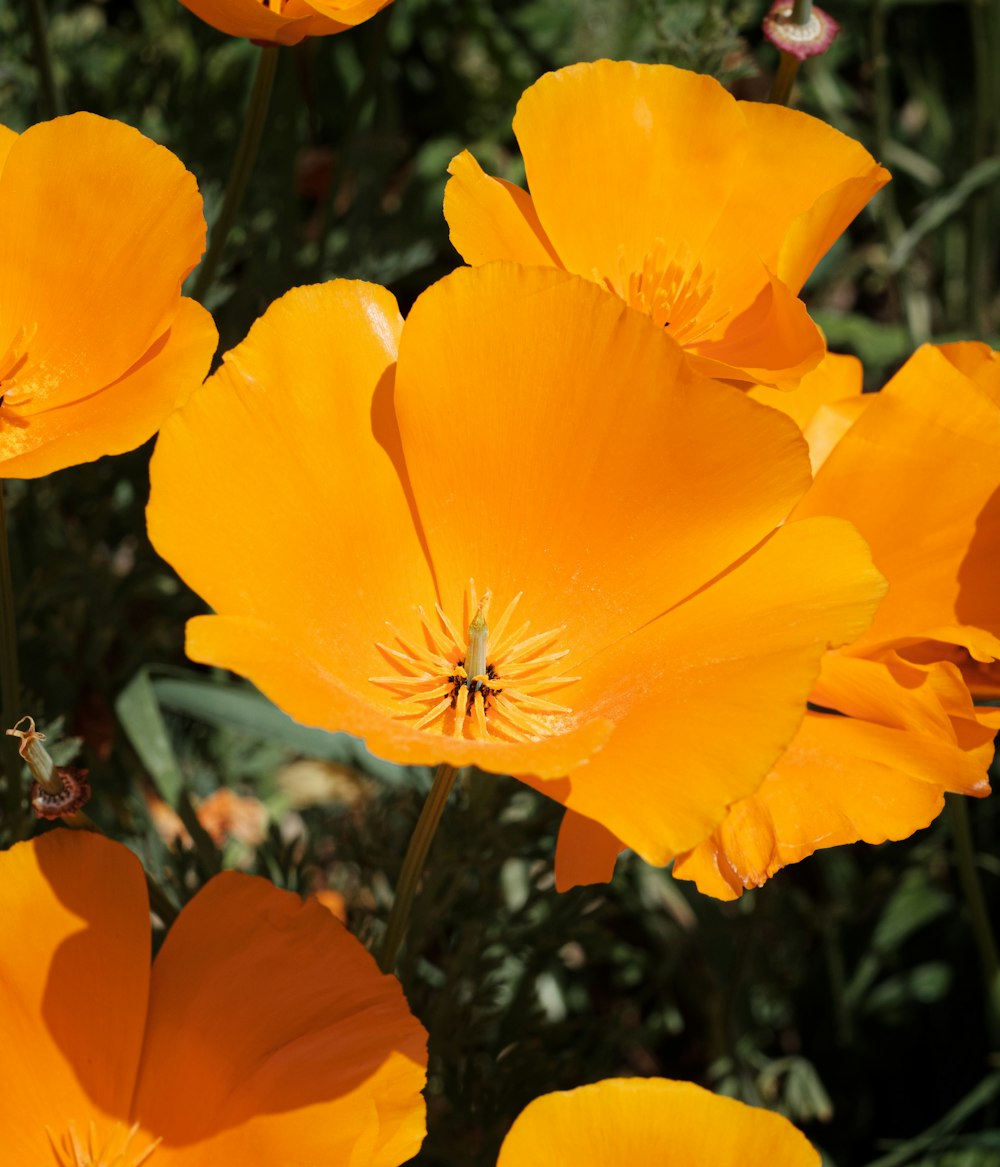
496,1078,818,1167
0,829,427,1165
0,114,217,479
148,262,885,871
444,60,889,387
177,0,393,45
673,342,1000,898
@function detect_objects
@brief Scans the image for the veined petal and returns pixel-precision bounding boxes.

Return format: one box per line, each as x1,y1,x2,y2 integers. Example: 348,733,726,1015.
0,832,149,1161
554,810,623,892
675,650,995,899
521,516,886,863
395,262,813,665
444,149,561,267
794,343,1000,649
132,873,427,1165
723,102,889,294
512,60,747,287
749,350,863,431
0,114,204,414
1,298,216,478
497,1078,819,1167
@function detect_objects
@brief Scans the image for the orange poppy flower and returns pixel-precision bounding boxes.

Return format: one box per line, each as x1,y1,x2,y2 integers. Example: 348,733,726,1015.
444,60,889,387
148,262,884,869
178,0,393,45
0,829,427,1164
0,114,217,479
671,342,1000,897
496,1078,818,1167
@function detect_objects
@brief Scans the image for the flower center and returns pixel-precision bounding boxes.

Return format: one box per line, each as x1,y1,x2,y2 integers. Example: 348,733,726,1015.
46,1122,161,1167
605,240,727,345
371,581,578,742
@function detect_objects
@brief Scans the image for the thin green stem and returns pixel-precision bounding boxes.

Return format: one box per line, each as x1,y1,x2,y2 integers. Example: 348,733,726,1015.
191,44,279,302
378,763,458,973
967,0,996,338
948,796,1000,1044
768,0,813,105
23,0,63,118
0,484,24,831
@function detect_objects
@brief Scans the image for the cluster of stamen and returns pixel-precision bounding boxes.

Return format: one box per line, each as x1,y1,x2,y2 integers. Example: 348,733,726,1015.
0,322,35,410
46,1121,161,1167
370,581,578,742
604,240,728,345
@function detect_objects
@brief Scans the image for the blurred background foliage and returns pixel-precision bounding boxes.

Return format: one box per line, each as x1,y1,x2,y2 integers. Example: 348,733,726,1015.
2,0,1000,1164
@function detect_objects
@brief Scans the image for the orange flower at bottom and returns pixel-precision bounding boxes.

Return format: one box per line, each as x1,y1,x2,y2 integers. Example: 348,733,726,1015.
496,1078,818,1167
0,830,426,1165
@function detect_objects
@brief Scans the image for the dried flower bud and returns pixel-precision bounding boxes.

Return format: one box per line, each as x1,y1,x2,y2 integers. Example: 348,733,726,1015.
763,1,839,61
6,716,92,819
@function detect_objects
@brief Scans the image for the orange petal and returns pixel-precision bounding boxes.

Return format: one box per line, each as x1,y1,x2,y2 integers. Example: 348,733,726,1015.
1,297,216,478
0,832,149,1161
726,102,889,294
684,267,825,387
750,350,865,470
554,810,624,891
521,516,886,863
795,343,1000,649
396,262,813,666
0,114,204,415
444,149,561,267
675,649,995,898
0,125,16,177
177,0,349,44
512,61,748,288
497,1078,819,1167
132,872,427,1166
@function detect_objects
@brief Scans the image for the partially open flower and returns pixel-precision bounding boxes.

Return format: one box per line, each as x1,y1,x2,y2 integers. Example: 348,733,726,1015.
148,263,884,869
0,829,427,1164
177,0,394,46
497,1078,818,1167
0,114,217,478
444,60,889,387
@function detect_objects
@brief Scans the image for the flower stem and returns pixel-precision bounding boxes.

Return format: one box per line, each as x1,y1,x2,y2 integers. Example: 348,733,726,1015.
948,796,1000,1043
191,44,279,303
768,0,812,105
23,0,63,118
0,484,24,831
378,763,458,973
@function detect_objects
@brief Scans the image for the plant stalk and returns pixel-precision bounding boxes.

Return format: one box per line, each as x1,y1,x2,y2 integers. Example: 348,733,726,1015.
23,0,63,118
948,796,1000,1043
191,44,279,302
768,0,813,105
0,484,24,830
378,763,458,973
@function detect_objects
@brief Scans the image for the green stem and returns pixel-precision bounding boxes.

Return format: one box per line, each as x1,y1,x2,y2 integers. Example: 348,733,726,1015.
0,484,24,831
948,796,1000,1043
967,0,995,338
378,763,458,973
23,0,63,118
191,44,279,302
768,0,813,105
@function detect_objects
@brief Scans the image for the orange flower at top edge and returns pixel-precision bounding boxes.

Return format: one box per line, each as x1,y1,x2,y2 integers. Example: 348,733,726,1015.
669,343,1000,898
0,829,427,1165
147,262,886,871
0,114,217,479
496,1078,818,1167
444,60,890,387
178,0,393,46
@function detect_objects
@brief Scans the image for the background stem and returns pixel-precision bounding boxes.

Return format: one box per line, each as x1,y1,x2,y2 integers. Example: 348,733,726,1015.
23,0,63,118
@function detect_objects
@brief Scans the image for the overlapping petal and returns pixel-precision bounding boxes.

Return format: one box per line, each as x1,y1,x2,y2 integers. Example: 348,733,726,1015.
150,261,885,868
0,831,427,1165
178,0,393,45
674,342,1000,898
445,60,888,385
0,114,215,476
496,1078,819,1167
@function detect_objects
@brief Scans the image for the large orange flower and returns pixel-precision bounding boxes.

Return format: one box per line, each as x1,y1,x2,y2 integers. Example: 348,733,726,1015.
178,0,393,45
148,262,884,868
496,1078,818,1167
0,114,217,479
670,343,1000,897
444,60,889,387
0,829,427,1164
